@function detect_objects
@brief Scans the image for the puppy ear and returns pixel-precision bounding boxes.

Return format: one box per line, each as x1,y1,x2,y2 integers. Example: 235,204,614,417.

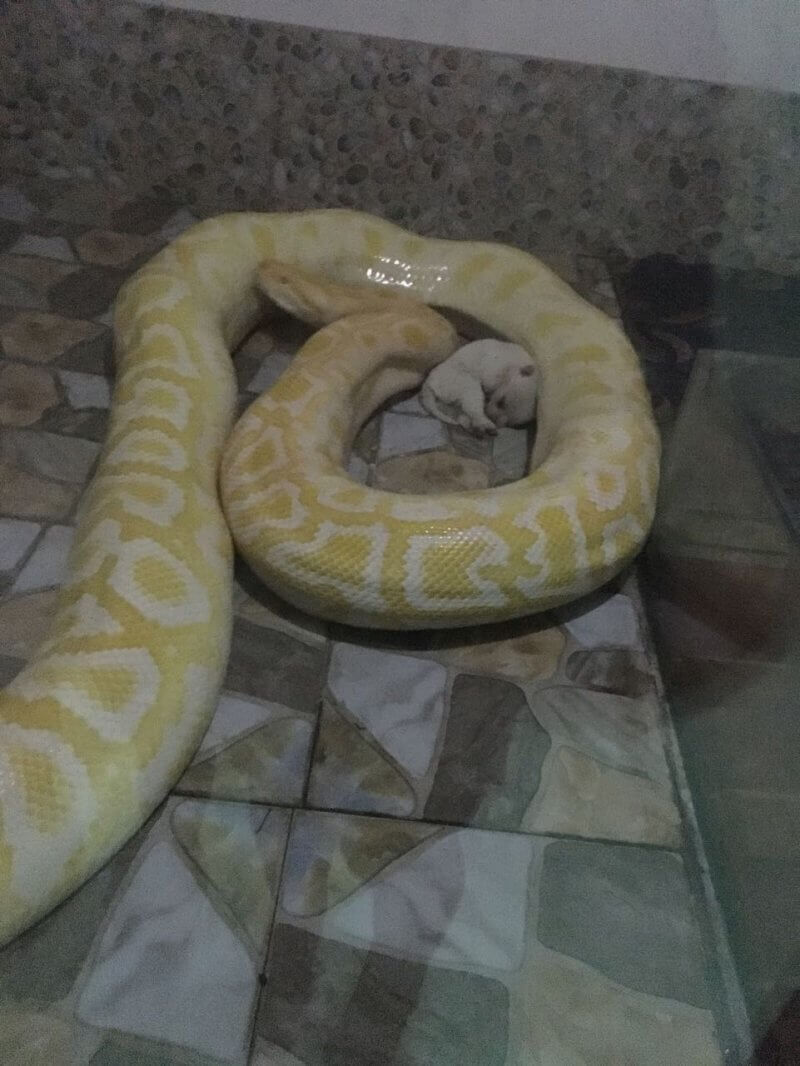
519,364,535,377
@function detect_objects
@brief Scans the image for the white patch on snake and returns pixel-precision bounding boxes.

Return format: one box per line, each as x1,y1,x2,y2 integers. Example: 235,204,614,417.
226,480,308,536
316,477,378,514
108,538,211,627
600,514,645,565
131,322,202,379
115,378,192,431
7,648,160,742
512,497,589,596
105,428,188,472
584,462,628,512
514,529,550,598
62,519,123,588
224,425,288,487
403,526,509,610
278,371,328,417
119,273,190,316
194,522,231,573
268,521,389,610
390,499,453,522
64,594,124,639
137,663,217,801
0,722,97,901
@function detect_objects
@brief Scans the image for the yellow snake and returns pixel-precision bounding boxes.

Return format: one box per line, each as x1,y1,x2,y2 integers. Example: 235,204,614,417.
0,210,659,944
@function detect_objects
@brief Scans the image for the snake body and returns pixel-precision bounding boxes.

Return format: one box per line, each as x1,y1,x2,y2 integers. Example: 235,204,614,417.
0,211,659,944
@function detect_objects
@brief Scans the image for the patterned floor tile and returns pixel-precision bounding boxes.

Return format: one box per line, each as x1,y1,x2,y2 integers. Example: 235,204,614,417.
1,427,99,487
48,265,128,319
308,603,676,845
0,310,105,364
0,184,36,223
378,411,449,459
0,254,77,310
58,369,111,410
225,617,327,714
233,564,328,648
11,523,73,593
557,591,643,648
254,811,722,1065
0,460,78,520
8,233,75,262
492,425,531,484
0,517,39,573
246,347,295,394
0,360,59,427
0,799,290,1066
176,690,316,805
73,229,154,268
373,449,489,493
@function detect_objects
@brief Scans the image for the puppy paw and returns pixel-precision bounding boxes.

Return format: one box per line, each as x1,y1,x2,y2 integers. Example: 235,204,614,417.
459,415,498,438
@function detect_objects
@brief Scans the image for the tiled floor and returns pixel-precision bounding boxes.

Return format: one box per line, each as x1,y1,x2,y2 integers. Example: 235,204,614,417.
0,179,730,1064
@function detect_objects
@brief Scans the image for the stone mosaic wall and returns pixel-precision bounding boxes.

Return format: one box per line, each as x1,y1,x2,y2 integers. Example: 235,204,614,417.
2,0,799,273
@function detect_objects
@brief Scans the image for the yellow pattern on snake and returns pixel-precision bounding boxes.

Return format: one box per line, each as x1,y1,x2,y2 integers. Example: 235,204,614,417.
0,210,659,944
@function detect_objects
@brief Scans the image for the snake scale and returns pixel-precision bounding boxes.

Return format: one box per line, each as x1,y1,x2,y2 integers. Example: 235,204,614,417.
0,211,659,944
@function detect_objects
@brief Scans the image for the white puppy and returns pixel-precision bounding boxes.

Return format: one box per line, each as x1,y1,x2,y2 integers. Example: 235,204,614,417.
420,339,538,436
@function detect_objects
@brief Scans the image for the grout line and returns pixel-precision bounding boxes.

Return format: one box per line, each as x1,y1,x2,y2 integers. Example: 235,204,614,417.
245,808,296,1063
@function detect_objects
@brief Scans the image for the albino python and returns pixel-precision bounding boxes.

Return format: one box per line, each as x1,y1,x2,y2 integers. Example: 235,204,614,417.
0,211,659,944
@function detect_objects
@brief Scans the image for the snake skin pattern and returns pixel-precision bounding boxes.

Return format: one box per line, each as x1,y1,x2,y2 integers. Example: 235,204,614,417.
0,210,659,944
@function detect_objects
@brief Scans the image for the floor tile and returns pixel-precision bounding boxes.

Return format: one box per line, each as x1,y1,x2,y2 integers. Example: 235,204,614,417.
0,310,104,364
158,207,200,240
0,219,21,253
558,591,643,648
0,517,39,572
246,348,294,393
492,426,531,483
58,369,112,410
255,811,721,1065
373,449,489,493
0,184,36,223
308,632,677,845
378,411,449,458
8,233,75,261
233,565,328,648
48,265,128,319
11,523,74,593
388,392,426,416
73,229,153,268
0,588,59,658
1,428,99,485
564,647,654,697
110,196,179,235
345,453,370,484
225,617,327,713
176,690,316,804
422,673,551,828
0,361,59,426
0,254,77,310
449,422,494,462
328,643,446,779
0,654,24,685
0,799,290,1066
428,616,566,679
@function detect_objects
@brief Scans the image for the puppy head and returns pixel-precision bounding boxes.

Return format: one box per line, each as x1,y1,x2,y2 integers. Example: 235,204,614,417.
485,363,538,428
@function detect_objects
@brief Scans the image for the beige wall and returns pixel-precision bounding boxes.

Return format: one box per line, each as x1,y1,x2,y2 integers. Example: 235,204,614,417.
150,0,800,93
